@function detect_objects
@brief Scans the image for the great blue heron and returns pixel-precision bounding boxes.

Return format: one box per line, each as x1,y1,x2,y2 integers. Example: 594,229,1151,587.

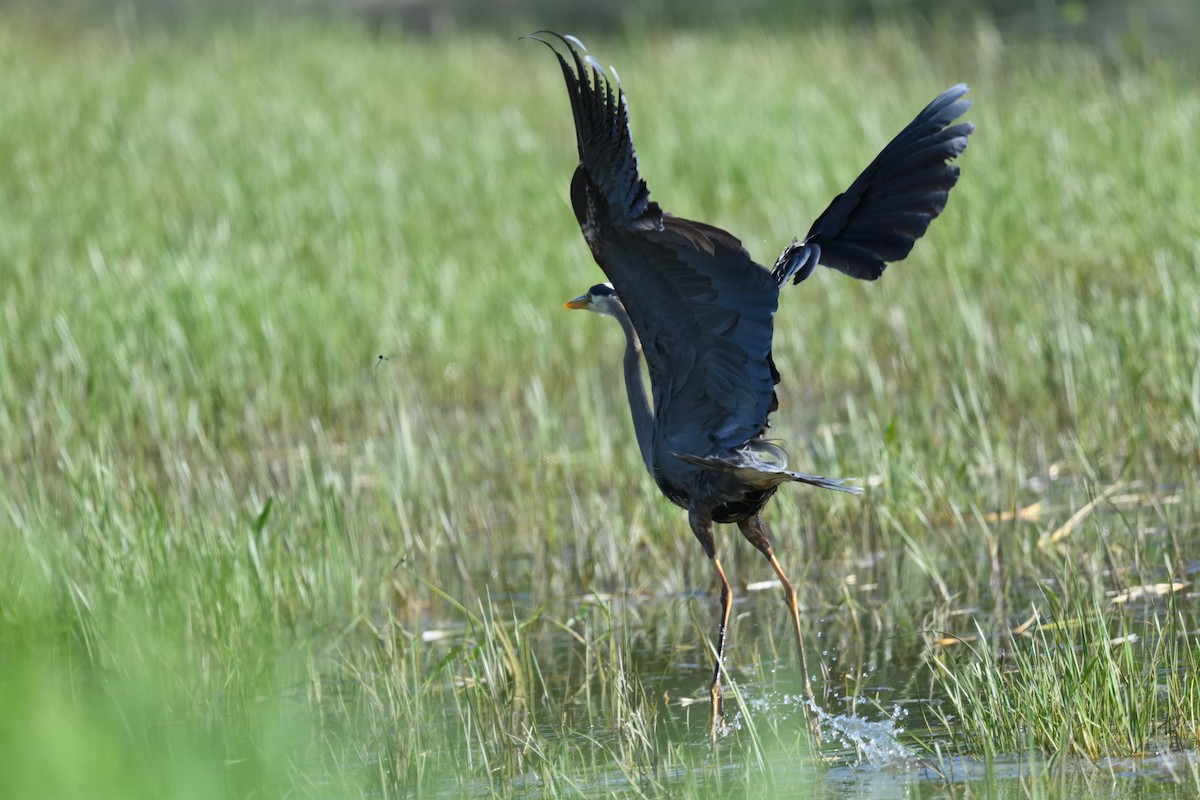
532,32,973,720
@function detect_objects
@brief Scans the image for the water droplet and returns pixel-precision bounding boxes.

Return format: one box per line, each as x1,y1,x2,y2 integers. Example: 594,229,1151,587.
803,699,916,769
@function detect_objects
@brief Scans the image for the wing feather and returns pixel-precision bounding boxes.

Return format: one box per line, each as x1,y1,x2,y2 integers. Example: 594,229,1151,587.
530,32,659,231
772,85,974,285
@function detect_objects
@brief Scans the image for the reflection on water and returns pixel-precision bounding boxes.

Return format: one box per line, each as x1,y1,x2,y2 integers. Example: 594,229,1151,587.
815,753,1200,800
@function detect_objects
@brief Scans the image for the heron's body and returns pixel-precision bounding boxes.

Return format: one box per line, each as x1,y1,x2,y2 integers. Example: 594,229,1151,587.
535,32,973,726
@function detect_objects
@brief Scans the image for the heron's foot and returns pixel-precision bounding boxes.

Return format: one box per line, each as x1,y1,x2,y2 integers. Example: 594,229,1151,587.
709,683,723,740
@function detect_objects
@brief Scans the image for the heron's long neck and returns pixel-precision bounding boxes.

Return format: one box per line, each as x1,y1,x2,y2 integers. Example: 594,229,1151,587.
611,303,655,473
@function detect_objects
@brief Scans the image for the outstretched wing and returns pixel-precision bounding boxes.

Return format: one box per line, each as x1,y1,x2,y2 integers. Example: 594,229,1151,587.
530,33,659,239
532,32,780,454
772,85,974,286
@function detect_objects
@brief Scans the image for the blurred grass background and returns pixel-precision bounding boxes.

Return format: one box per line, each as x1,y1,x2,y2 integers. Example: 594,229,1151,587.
1,2,1198,797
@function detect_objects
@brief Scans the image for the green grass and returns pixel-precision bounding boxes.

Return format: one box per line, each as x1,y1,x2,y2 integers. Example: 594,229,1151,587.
932,570,1200,760
1,12,1199,798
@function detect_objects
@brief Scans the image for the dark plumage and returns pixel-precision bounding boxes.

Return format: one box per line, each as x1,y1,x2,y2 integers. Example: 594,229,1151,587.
534,32,973,727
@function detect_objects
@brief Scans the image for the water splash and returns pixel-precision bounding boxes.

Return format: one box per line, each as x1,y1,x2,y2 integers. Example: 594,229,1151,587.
807,701,917,769
743,693,917,769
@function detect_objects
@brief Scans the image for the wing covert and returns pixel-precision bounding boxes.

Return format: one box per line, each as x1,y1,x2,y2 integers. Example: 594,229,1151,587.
599,218,781,456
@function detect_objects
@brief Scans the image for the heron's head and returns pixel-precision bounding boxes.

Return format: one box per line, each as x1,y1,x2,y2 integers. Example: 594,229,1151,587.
564,283,623,316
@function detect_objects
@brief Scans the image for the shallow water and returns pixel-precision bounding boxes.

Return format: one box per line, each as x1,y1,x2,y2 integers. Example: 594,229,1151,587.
391,480,1199,798
400,582,1198,798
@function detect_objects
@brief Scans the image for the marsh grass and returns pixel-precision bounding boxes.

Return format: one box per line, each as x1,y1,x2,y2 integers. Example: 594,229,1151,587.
1,12,1199,798
931,520,1200,753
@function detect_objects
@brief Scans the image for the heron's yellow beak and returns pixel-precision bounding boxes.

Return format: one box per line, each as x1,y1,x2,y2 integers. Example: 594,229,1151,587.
563,295,589,310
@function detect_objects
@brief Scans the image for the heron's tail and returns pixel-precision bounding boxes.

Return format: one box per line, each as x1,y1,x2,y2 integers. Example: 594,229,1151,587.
674,442,863,495
778,468,862,494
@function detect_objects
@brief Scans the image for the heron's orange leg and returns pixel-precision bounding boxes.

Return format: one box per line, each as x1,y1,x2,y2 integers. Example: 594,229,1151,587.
708,556,733,715
737,516,820,703
689,507,731,735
